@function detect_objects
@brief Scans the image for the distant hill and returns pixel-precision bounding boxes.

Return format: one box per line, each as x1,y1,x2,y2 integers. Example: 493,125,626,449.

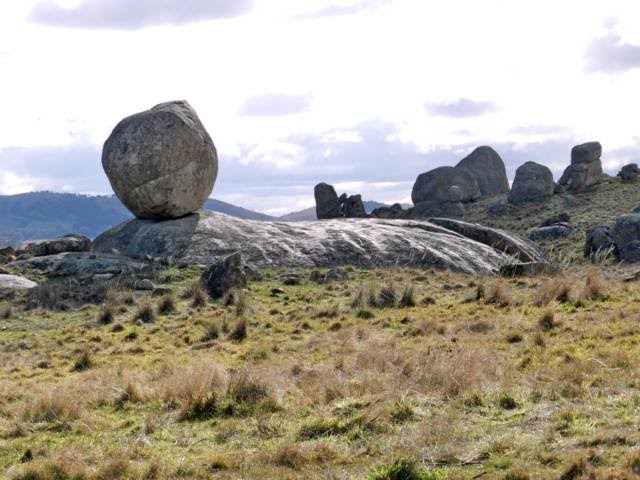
0,192,276,246
279,201,390,221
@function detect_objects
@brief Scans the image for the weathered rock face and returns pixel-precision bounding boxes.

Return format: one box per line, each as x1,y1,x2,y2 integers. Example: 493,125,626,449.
558,142,603,191
314,183,342,219
22,234,91,257
8,252,153,281
102,100,218,220
456,146,509,196
529,224,573,242
540,212,570,227
612,214,640,261
507,161,555,204
620,241,640,262
0,274,38,299
408,201,464,219
584,225,616,259
92,211,544,275
200,252,247,299
427,218,546,264
411,166,481,204
618,163,640,183
343,195,367,218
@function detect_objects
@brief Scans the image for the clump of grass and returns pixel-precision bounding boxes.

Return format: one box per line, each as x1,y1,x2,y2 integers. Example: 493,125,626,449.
229,318,247,342
1,305,13,320
135,302,156,323
399,285,416,308
272,443,308,469
484,281,512,307
367,458,447,480
313,303,340,318
97,304,116,325
12,456,90,480
23,390,81,423
356,309,375,319
390,400,416,423
503,471,530,480
227,371,269,405
376,285,397,308
498,393,518,410
201,321,220,341
157,293,176,315
191,284,208,309
538,307,556,331
583,272,607,300
559,458,586,480
627,450,640,475
535,278,573,306
506,332,523,343
72,351,93,372
234,291,250,317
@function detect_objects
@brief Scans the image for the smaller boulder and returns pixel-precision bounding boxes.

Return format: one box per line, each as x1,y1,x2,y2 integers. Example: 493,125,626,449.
134,279,155,291
411,166,481,204
563,195,578,208
371,203,407,219
22,234,91,257
200,252,247,299
0,274,38,299
500,262,552,277
584,225,616,259
455,146,509,196
540,212,570,227
529,225,572,242
558,142,603,191
408,201,464,219
342,194,367,218
508,162,555,204
612,214,640,253
620,240,640,263
618,163,640,183
314,183,342,219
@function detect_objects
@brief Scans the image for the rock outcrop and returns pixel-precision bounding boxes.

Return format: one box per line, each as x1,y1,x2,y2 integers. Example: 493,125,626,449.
612,214,640,262
427,218,546,263
314,183,342,219
22,234,91,257
92,211,545,275
342,194,367,218
456,146,509,196
0,274,38,299
507,161,555,204
200,252,247,299
370,203,407,219
618,163,640,183
411,166,481,204
529,224,573,242
408,201,464,219
558,142,603,191
102,100,218,219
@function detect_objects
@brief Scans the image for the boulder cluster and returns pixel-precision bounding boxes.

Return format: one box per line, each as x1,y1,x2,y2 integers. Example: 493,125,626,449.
314,142,608,221
314,183,367,219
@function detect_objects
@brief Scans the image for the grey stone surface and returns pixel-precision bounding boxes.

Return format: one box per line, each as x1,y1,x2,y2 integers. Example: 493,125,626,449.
102,100,218,219
0,274,38,298
200,251,247,299
92,211,545,275
22,234,91,257
371,203,407,219
343,194,367,218
618,163,640,182
612,214,640,253
540,212,570,227
507,161,555,204
428,218,547,263
558,142,603,191
411,166,481,204
456,146,509,196
314,182,342,219
620,240,640,263
528,225,572,241
8,252,152,280
408,201,464,219
584,225,616,259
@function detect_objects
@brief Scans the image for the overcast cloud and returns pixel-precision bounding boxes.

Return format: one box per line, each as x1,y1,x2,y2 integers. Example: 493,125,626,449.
29,0,254,29
3,1,640,215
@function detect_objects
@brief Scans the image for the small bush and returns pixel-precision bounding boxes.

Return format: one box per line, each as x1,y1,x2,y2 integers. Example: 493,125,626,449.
97,304,116,325
228,318,247,342
376,285,397,308
157,293,176,315
1,305,13,320
135,302,156,324
356,309,375,319
503,471,530,480
201,321,220,341
273,443,308,469
13,456,90,480
538,308,556,331
24,390,81,423
498,393,518,410
583,272,607,300
72,351,93,372
506,332,523,343
367,458,448,480
191,284,208,309
390,400,416,423
399,286,416,308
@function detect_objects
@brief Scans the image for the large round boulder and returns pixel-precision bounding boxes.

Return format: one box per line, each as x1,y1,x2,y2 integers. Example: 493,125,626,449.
557,142,603,191
411,166,480,204
456,146,509,196
102,100,218,220
507,161,555,204
618,163,640,183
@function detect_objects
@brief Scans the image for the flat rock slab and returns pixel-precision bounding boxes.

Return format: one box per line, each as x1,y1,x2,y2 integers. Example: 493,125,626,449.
92,211,544,275
0,274,38,298
8,252,152,279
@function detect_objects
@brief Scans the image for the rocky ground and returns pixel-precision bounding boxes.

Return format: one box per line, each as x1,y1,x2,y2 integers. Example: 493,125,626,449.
2,260,640,479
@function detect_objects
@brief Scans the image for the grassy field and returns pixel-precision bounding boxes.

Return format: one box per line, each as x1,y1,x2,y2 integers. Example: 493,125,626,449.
2,261,640,479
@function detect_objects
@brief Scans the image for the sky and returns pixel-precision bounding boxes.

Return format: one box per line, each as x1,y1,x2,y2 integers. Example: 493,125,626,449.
2,0,640,216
